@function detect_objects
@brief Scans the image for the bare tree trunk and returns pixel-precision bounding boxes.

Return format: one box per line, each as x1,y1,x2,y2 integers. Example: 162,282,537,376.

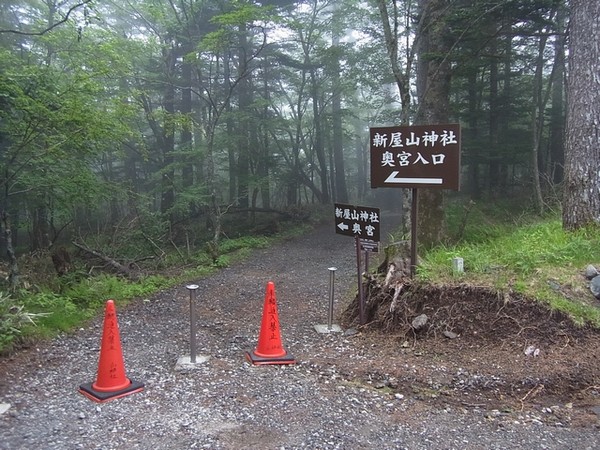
488,33,500,196
160,45,176,222
258,59,272,209
467,70,480,198
1,211,19,290
310,69,330,204
414,0,453,249
331,7,348,203
563,0,600,230
181,43,194,190
376,0,419,234
237,23,251,212
531,33,549,215
550,5,566,185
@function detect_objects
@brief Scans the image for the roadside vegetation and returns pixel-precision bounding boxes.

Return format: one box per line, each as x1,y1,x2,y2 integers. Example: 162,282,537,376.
2,199,600,355
418,199,600,327
0,210,320,355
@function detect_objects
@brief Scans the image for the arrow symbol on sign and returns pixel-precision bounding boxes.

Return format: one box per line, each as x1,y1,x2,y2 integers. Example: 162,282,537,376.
337,222,349,231
384,171,443,184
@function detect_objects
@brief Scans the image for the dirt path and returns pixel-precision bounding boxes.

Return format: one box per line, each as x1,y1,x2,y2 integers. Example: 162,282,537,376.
1,217,599,449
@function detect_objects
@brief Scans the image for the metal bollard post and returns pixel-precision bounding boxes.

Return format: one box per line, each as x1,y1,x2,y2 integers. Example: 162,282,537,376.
327,267,337,330
186,284,199,363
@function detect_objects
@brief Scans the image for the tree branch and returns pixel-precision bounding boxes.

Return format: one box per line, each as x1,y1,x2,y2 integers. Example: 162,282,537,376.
0,1,93,36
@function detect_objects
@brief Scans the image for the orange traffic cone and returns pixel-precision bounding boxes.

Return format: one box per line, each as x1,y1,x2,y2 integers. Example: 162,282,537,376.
246,281,296,365
79,300,144,403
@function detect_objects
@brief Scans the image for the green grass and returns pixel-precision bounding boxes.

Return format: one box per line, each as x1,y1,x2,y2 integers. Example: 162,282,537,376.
418,202,600,327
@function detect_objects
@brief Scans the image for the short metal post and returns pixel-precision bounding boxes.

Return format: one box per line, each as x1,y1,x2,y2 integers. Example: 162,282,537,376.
356,236,365,325
186,284,199,363
327,267,337,330
313,268,342,334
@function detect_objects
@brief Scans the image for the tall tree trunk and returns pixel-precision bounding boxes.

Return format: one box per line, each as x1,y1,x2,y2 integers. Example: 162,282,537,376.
224,52,237,204
31,204,49,250
550,5,566,185
467,70,480,198
376,0,413,124
499,22,512,192
160,45,176,221
354,114,368,200
488,34,500,196
376,0,417,232
181,45,194,191
414,0,453,249
563,0,600,230
1,210,19,290
258,59,271,209
531,33,549,214
310,69,329,204
331,10,348,203
237,24,250,212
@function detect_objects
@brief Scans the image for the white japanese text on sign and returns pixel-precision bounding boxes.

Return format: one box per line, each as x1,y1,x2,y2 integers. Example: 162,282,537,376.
334,203,380,242
370,124,461,190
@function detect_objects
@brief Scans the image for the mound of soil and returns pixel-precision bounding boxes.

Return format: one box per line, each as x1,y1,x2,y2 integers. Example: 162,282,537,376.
338,273,600,426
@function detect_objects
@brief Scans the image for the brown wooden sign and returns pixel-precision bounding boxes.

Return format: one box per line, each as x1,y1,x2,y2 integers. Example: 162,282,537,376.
370,124,461,190
334,203,380,242
358,239,379,253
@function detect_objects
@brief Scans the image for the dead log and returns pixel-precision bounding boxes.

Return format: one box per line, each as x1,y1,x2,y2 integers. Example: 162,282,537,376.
72,241,140,280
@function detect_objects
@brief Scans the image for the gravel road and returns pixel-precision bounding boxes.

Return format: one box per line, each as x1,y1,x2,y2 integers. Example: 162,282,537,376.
1,216,599,450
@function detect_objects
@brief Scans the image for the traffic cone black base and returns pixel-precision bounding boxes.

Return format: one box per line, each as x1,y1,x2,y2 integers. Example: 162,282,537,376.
79,379,144,403
245,350,296,366
79,300,144,403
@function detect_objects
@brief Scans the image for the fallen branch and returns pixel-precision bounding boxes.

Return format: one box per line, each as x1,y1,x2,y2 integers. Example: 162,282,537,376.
519,384,545,411
72,241,140,280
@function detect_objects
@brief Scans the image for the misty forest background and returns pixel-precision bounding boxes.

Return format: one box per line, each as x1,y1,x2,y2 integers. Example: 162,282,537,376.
0,0,598,304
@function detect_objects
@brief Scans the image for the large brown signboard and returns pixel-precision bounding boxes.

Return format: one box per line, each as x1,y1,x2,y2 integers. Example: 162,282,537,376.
334,203,380,242
370,124,461,190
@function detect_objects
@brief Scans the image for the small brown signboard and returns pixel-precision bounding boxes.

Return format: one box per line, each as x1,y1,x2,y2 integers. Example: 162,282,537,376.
370,124,461,190
334,203,380,242
358,239,379,253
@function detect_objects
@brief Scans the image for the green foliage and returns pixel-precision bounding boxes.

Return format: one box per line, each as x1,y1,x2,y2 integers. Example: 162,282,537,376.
0,292,46,353
200,2,277,52
418,202,600,326
0,218,315,352
63,275,145,307
212,255,230,268
22,291,86,335
219,236,269,253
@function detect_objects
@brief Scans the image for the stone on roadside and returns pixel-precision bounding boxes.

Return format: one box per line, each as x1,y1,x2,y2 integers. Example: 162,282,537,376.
443,330,458,339
411,314,428,331
590,275,600,299
585,264,599,280
0,404,10,415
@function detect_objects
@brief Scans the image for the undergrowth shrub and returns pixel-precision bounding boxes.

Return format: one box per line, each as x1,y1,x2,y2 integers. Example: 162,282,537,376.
0,291,45,353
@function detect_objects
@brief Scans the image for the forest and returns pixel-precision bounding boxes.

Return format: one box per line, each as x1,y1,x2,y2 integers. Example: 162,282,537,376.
1,0,599,348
